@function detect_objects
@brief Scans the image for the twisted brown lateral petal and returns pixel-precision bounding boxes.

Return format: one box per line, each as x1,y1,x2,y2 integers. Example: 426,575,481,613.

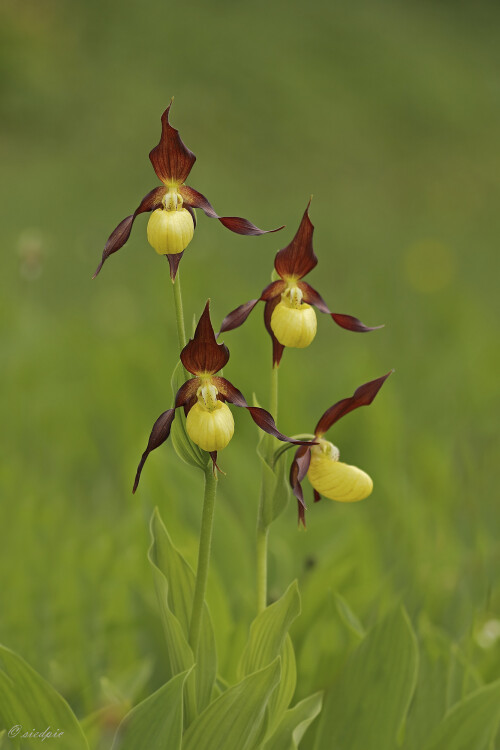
179,185,284,236
181,301,230,375
299,282,383,333
314,371,393,437
132,380,198,493
290,445,312,527
218,281,286,335
274,202,317,280
264,297,285,366
133,409,176,493
214,378,313,445
93,186,167,278
149,101,196,185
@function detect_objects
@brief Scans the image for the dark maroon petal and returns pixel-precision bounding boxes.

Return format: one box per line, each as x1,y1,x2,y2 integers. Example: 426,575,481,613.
215,377,315,446
175,378,199,408
264,298,285,367
133,409,176,493
166,252,184,281
315,371,393,437
209,451,225,475
149,101,196,185
313,489,321,503
93,186,167,278
218,281,286,336
181,301,230,375
212,377,248,407
247,406,313,445
179,185,284,235
290,445,311,528
330,313,384,333
218,299,260,335
299,282,383,332
274,202,317,281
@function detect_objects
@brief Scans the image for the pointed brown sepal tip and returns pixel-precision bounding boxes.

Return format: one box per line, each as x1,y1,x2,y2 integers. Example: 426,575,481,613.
149,101,196,185
181,301,230,375
166,252,184,281
274,203,317,281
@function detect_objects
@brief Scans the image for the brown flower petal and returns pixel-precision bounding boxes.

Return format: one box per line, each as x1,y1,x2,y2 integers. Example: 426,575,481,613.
93,186,167,278
132,380,197,493
290,445,312,527
218,281,286,336
313,489,321,503
314,371,393,437
214,377,314,446
181,301,230,375
264,297,285,367
179,185,284,235
299,282,383,332
149,101,196,186
274,202,317,281
133,408,176,493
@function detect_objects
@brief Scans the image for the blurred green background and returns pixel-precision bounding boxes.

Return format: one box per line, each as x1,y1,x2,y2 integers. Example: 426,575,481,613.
1,0,499,742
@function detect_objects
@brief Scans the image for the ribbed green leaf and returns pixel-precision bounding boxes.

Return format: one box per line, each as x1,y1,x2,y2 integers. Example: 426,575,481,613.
239,582,300,738
149,509,216,713
314,607,419,750
0,645,89,750
334,592,366,638
148,510,216,724
263,692,323,750
421,679,500,750
110,669,190,750
170,362,210,470
240,581,301,678
182,659,281,750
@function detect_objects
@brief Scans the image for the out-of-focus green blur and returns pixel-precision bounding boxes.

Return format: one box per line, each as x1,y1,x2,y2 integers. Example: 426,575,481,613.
1,0,499,731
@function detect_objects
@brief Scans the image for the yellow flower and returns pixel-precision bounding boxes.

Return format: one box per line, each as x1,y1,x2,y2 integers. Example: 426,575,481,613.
290,372,392,525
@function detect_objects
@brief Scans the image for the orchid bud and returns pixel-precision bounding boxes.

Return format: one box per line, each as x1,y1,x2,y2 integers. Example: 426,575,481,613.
307,440,373,502
147,206,194,255
270,287,317,348
186,384,235,452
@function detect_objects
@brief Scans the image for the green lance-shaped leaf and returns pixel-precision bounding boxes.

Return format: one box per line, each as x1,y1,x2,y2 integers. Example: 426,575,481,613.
421,679,500,750
263,691,324,750
110,669,191,750
333,592,366,639
170,362,210,471
239,581,301,736
0,645,89,750
182,659,281,750
148,510,216,720
314,606,419,750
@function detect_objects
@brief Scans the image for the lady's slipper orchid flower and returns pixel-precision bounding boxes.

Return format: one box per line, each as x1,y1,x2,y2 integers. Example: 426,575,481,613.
93,101,283,281
290,371,392,526
133,301,314,492
219,202,381,365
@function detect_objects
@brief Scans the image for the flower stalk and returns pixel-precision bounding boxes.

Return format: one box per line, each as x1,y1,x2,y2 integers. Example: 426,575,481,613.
188,464,218,656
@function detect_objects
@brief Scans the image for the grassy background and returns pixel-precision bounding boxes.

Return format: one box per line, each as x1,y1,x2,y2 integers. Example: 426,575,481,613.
1,0,499,742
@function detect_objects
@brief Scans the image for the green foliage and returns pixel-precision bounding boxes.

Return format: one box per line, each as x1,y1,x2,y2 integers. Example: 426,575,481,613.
421,680,500,750
182,659,281,750
313,607,419,750
110,669,190,750
262,692,323,750
0,646,88,750
148,509,216,722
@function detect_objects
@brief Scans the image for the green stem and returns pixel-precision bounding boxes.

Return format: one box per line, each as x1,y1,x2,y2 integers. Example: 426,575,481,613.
256,363,280,613
189,466,218,655
172,270,187,351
